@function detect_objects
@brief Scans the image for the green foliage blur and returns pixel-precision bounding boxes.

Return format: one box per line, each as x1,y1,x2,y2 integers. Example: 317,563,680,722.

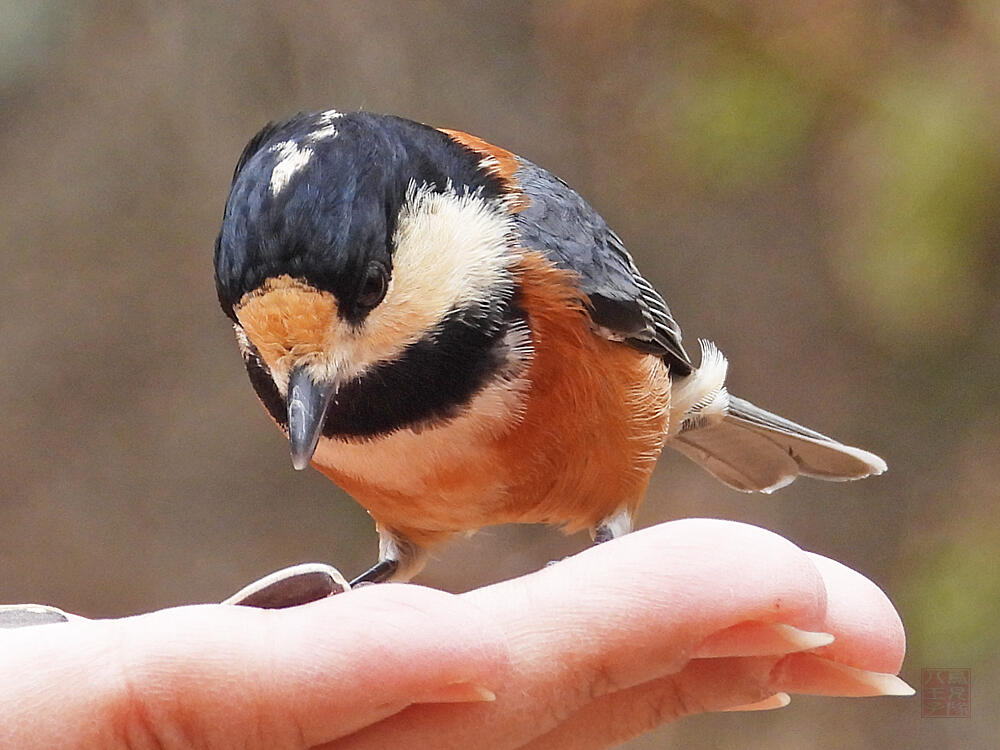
0,1,996,747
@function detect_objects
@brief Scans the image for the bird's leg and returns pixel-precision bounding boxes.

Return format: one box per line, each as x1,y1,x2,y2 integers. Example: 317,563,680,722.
547,508,635,569
592,508,634,545
350,526,428,587
349,559,398,586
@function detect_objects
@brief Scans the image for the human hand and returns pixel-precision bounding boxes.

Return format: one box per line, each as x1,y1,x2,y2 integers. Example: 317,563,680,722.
0,519,910,749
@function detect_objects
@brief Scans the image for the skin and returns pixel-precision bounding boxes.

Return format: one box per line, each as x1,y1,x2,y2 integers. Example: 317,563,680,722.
0,519,910,749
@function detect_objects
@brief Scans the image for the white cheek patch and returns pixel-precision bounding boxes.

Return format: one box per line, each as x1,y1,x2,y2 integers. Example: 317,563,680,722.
323,183,517,380
269,140,314,196
391,182,516,309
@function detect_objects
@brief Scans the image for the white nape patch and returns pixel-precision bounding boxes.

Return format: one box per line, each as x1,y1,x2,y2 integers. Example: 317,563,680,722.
670,339,731,434
269,140,313,196
306,109,343,143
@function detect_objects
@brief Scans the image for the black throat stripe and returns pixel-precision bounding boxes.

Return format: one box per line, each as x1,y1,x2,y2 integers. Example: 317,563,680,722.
323,300,521,439
242,299,525,441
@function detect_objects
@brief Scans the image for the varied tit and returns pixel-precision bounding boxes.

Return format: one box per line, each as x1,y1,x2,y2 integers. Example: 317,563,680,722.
214,110,886,587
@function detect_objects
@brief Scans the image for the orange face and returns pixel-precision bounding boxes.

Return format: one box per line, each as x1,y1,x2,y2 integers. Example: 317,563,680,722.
235,276,339,388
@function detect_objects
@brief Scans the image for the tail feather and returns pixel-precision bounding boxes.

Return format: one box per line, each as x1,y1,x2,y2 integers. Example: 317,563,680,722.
668,343,887,493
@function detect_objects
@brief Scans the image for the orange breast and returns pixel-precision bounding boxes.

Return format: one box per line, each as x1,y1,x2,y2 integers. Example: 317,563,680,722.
312,251,672,545
489,252,671,531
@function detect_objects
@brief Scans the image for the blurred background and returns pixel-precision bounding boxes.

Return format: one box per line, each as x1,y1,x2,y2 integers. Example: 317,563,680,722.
1,1,997,747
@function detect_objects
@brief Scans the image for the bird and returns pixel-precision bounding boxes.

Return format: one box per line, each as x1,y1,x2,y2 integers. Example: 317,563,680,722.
214,110,886,589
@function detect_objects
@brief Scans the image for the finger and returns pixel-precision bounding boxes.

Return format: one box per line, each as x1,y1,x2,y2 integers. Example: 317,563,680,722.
695,554,907,673
802,553,906,673
331,519,831,750
504,548,915,750
478,519,829,694
517,656,786,750
772,652,914,697
0,584,504,749
518,648,912,750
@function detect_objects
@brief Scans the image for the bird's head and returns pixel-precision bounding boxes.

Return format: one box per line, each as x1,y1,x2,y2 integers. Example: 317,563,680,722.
214,111,527,468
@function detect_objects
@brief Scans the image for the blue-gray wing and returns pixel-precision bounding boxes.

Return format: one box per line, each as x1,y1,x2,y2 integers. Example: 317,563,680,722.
512,159,693,376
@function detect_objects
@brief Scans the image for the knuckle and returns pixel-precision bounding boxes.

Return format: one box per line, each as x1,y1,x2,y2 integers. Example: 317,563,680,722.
596,679,693,745
106,637,189,750
646,679,691,725
581,661,624,703
104,617,289,750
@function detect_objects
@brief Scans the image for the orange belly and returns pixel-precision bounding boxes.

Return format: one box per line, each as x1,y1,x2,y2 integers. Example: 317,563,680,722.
311,252,672,546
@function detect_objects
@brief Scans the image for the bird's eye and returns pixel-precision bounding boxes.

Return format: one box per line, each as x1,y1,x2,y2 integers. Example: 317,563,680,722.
357,261,388,310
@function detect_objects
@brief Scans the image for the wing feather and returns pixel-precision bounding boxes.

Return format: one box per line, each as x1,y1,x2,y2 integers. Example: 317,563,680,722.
511,159,692,375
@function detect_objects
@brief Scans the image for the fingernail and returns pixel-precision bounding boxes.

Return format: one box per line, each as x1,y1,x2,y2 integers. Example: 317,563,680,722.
417,682,497,704
723,692,791,712
766,624,836,652
775,653,915,697
695,622,835,658
827,663,915,696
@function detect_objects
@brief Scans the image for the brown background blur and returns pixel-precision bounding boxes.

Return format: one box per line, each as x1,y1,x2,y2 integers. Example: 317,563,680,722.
1,1,997,747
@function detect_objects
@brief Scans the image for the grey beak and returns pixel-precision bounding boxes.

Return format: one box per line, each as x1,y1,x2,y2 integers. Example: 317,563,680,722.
287,366,336,471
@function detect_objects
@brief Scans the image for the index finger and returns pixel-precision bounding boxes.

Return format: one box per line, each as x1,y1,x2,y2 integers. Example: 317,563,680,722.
334,518,843,750
0,584,506,749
